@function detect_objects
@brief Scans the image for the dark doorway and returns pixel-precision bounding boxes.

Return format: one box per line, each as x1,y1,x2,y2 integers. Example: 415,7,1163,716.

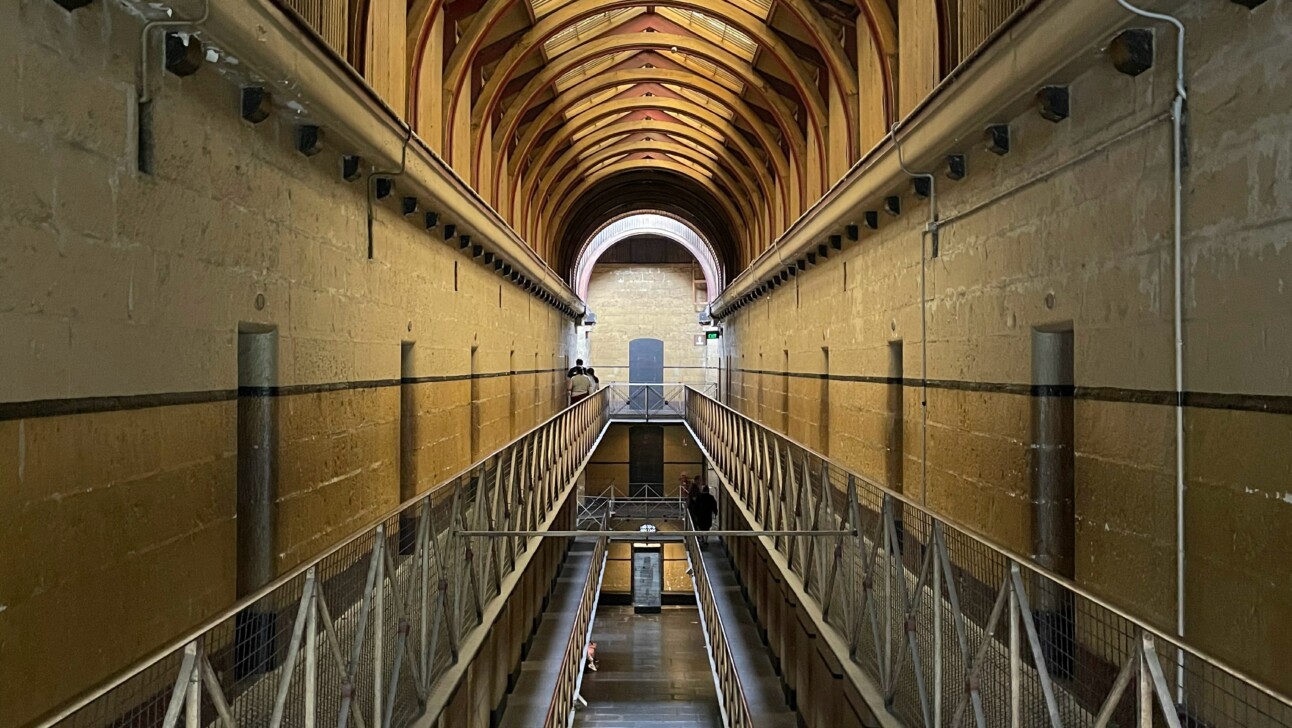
628,337,664,411
629,425,664,496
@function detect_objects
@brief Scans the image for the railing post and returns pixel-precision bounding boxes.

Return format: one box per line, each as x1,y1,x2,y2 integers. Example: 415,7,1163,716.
304,572,318,728
418,497,431,688
374,530,385,728
1009,567,1022,728
933,538,943,728
1140,639,1154,727
185,639,201,728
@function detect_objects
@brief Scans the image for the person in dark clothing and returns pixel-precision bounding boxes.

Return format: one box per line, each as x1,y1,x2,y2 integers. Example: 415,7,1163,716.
567,358,585,377
688,484,717,540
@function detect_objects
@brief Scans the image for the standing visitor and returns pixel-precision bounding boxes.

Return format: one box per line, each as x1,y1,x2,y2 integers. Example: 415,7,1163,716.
568,369,595,405
688,484,717,544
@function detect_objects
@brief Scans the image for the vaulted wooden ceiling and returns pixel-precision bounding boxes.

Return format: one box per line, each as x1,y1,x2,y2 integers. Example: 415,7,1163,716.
407,0,899,278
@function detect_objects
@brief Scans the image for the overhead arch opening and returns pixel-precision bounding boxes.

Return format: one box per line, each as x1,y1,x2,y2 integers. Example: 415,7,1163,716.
572,212,723,303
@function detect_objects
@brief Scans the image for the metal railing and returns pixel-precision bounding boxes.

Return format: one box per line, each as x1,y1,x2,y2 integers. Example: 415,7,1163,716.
684,388,1292,728
542,537,610,728
582,365,718,389
603,381,716,421
686,529,756,728
578,486,685,528
38,390,611,728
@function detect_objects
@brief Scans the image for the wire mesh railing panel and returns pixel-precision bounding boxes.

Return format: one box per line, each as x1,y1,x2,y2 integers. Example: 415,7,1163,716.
683,387,1292,728
41,391,611,728
685,528,755,728
542,537,609,728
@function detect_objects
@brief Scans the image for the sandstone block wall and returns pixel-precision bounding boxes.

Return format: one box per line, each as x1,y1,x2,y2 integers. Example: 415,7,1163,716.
720,0,1292,692
0,1,573,723
585,423,705,496
584,263,716,386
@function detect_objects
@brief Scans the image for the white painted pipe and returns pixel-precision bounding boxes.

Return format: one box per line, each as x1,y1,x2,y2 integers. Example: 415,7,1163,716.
138,0,210,105
1113,0,1188,701
892,122,937,508
713,0,1134,313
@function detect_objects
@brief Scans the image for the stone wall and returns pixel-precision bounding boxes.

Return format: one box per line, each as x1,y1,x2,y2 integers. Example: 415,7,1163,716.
585,423,705,497
719,0,1292,692
583,263,716,386
0,1,573,724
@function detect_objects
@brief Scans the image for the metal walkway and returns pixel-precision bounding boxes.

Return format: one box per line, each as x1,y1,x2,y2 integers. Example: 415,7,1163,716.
699,543,797,728
496,534,798,728
498,541,600,728
34,386,1292,728
572,605,724,727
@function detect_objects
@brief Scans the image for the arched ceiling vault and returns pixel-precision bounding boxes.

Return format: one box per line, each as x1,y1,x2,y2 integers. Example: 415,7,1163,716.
408,0,898,281
537,141,765,244
557,170,741,274
498,69,794,205
518,102,782,226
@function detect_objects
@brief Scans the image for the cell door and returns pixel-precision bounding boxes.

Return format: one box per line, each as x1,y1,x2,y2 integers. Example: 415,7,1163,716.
628,337,664,412
629,425,664,496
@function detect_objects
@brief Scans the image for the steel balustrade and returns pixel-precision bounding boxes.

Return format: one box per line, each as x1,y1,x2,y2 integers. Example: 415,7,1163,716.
541,537,610,728
44,382,1288,728
685,531,757,728
37,390,612,728
683,387,1292,728
603,381,716,421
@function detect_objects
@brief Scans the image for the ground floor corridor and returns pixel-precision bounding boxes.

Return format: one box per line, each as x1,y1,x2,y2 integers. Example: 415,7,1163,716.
574,606,722,728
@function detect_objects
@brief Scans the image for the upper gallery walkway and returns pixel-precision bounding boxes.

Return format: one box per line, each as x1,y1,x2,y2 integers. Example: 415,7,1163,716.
32,388,1292,728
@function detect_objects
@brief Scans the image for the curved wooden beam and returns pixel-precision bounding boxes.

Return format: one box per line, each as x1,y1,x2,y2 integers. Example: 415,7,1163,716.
551,171,744,272
497,68,794,202
447,0,838,163
525,128,772,240
856,0,898,127
539,159,750,256
535,142,761,241
514,103,775,230
435,0,860,144
541,141,764,237
516,97,776,227
462,32,827,190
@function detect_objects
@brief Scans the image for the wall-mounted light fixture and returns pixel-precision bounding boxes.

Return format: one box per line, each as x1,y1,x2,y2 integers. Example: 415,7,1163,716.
341,155,362,182
240,87,272,124
296,125,323,156
165,33,204,76
1109,29,1154,76
984,124,1011,156
946,154,966,181
1037,86,1070,122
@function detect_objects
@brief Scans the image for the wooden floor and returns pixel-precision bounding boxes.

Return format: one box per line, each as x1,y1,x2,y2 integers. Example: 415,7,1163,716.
574,606,723,727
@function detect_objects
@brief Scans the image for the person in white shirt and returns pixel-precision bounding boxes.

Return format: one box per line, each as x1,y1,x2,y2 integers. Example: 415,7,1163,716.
568,370,595,404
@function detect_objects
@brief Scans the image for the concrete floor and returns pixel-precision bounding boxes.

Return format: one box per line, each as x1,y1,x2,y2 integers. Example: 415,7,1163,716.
574,605,723,727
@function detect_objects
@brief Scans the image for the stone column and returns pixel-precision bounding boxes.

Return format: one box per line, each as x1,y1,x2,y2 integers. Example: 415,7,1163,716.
1030,326,1075,677
235,325,278,678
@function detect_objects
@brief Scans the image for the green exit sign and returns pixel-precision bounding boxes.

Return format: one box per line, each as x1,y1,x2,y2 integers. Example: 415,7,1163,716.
706,330,721,340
